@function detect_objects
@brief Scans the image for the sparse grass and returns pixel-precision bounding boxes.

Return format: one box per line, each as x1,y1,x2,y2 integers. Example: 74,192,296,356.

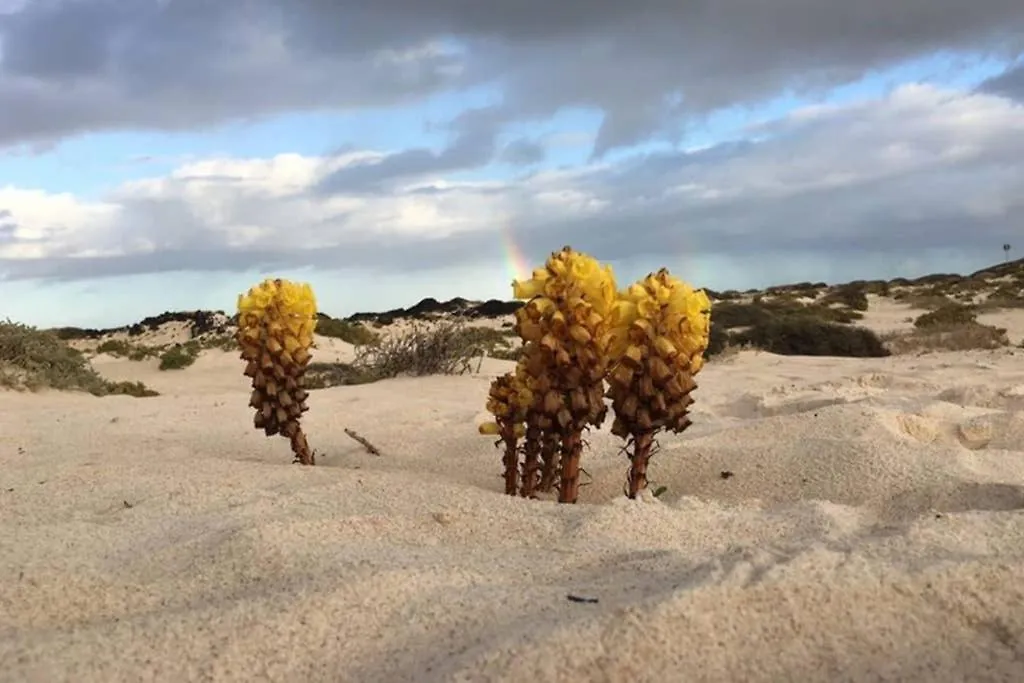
884,323,1010,354
316,318,380,346
352,320,486,380
0,320,157,396
158,341,200,370
304,362,382,389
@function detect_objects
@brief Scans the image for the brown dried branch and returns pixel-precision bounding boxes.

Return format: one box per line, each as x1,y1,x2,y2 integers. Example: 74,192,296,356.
344,428,381,456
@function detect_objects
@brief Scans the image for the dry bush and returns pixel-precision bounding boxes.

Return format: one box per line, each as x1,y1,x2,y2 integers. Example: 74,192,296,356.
304,362,382,389
353,320,485,379
0,319,157,396
884,323,1010,354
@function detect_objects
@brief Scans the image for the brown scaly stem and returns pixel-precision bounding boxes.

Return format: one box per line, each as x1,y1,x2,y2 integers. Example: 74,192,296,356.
626,431,655,498
537,431,561,493
558,428,584,503
520,423,542,497
499,422,520,496
291,430,315,466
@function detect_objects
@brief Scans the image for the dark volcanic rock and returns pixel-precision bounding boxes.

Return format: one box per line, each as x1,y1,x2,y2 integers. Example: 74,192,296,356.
467,299,523,318
127,310,229,338
346,296,519,324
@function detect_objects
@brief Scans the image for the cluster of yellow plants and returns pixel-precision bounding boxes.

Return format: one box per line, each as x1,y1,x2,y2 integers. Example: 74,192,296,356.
237,278,319,465
480,246,711,503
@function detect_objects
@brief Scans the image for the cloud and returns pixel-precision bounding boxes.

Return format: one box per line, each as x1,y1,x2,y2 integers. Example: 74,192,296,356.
980,62,1024,100
1,84,1022,283
500,139,546,166
313,107,503,195
2,0,1024,155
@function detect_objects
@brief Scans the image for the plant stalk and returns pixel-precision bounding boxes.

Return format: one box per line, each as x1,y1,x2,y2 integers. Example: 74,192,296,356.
626,431,655,498
537,432,561,492
558,429,584,503
499,423,519,495
520,423,542,497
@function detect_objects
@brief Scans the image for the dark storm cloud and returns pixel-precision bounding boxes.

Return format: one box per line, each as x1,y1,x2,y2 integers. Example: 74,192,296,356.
2,0,1024,152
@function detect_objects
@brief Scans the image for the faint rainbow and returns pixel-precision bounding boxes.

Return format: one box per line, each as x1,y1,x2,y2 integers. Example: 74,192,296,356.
499,226,534,288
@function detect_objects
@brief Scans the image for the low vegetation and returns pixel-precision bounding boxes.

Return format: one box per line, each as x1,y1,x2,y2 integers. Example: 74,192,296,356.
96,338,160,361
703,298,886,359
315,317,379,345
353,320,486,379
913,303,978,329
0,320,158,396
158,342,200,370
306,320,504,389
884,323,1010,354
727,317,889,357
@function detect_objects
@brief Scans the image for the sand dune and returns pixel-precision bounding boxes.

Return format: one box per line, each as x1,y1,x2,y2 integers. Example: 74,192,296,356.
4,317,1024,682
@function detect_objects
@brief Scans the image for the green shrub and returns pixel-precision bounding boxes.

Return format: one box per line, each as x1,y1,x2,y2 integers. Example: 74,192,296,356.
820,285,869,311
0,320,157,396
885,323,1009,354
730,318,890,357
316,317,380,345
913,303,977,329
158,342,200,370
96,339,133,356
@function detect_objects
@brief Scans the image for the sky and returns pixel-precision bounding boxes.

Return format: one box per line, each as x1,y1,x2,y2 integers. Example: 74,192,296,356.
1,1,1023,328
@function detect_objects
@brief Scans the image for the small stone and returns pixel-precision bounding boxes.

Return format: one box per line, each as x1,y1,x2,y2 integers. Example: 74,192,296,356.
957,417,994,450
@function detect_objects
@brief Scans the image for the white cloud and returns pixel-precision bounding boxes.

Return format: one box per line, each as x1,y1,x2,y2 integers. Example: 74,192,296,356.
0,84,1022,284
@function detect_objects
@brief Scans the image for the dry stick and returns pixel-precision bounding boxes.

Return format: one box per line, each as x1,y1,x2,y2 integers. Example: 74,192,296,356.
344,428,381,456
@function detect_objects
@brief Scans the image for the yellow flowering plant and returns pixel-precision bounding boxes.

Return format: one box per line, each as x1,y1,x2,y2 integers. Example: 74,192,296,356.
481,245,619,503
606,268,711,497
236,278,319,465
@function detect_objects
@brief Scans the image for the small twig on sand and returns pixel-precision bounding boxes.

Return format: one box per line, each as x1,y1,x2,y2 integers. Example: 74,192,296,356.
344,428,381,456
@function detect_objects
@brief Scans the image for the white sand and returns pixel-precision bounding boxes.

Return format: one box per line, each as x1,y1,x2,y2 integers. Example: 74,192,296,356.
4,305,1024,682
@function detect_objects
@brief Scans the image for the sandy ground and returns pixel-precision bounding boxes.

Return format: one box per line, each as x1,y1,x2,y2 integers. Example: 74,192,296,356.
4,306,1024,682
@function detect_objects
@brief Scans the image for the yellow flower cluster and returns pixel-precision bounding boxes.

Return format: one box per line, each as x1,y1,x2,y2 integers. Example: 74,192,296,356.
479,370,532,494
236,278,319,465
481,247,714,503
606,267,711,496
496,246,620,502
